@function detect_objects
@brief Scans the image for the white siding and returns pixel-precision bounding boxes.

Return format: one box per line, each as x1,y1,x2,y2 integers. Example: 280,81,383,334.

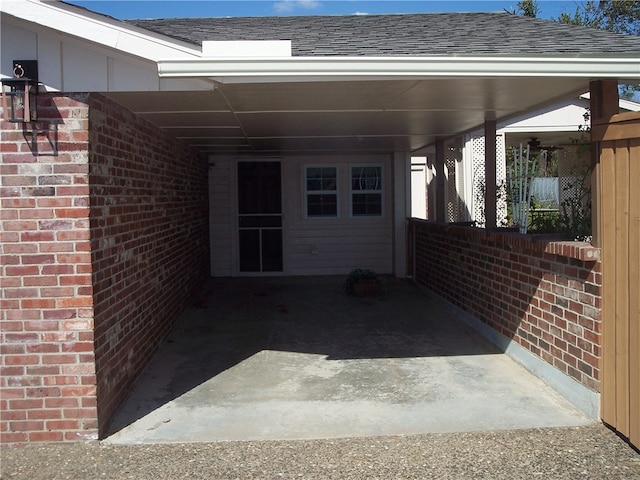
1,14,202,93
209,155,394,277
62,42,109,92
284,155,393,276
209,157,234,277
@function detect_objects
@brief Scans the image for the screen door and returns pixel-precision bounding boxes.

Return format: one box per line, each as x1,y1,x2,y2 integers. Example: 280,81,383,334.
237,161,283,272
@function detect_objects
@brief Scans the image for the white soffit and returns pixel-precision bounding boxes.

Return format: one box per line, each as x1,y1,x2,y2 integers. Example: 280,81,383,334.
158,56,640,83
202,41,292,57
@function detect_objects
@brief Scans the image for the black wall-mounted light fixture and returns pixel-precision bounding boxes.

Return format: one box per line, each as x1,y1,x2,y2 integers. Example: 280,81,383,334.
1,60,39,123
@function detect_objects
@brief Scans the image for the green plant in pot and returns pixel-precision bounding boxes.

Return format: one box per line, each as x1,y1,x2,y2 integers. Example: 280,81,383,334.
343,269,384,297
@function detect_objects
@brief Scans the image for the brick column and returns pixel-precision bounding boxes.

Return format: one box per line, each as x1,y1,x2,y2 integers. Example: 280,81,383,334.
1,94,98,444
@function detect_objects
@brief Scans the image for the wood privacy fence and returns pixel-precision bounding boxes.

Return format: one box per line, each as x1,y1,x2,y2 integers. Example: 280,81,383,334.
593,111,640,449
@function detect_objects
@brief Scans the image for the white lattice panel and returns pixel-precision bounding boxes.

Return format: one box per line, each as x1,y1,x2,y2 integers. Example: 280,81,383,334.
446,146,457,222
471,135,486,227
470,133,507,228
444,137,469,223
496,134,507,226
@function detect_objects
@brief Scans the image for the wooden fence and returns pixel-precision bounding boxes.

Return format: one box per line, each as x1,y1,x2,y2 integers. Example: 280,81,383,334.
593,111,640,449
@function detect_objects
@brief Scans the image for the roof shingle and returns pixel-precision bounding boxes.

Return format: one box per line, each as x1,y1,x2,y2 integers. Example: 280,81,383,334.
127,12,640,56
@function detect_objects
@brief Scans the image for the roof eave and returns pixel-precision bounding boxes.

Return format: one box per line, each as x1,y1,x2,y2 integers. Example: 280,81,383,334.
157,56,640,83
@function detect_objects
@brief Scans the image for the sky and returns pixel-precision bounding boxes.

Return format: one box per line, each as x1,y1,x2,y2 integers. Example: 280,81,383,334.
65,0,584,20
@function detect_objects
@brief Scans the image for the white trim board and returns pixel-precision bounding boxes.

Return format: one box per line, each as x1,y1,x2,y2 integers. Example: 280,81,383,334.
158,56,640,83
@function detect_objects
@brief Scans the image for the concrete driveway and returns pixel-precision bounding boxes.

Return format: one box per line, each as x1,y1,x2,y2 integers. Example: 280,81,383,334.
105,276,592,444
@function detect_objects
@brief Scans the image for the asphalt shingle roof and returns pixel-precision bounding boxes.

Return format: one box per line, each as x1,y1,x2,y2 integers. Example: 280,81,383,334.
127,12,640,56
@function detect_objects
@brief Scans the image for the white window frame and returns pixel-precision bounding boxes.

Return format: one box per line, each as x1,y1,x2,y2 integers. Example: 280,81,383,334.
304,165,339,218
350,164,384,217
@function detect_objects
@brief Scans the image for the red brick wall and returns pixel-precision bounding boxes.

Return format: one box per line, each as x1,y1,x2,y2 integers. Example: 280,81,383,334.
1,92,209,445
1,94,98,444
88,94,209,436
411,221,602,391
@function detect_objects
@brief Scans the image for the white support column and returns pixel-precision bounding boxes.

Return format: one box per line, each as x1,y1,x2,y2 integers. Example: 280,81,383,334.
410,156,428,219
393,151,411,278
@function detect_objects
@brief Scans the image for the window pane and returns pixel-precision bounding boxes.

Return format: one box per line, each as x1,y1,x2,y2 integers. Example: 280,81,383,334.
306,166,338,217
307,178,321,191
352,193,382,216
322,178,337,190
352,166,381,191
307,167,336,192
308,194,337,217
307,167,322,178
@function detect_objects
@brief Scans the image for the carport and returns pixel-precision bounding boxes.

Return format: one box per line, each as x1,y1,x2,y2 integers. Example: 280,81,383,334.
105,73,605,278
2,3,639,446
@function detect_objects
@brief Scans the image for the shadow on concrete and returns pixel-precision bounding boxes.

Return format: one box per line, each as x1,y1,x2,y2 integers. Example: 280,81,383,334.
107,276,497,435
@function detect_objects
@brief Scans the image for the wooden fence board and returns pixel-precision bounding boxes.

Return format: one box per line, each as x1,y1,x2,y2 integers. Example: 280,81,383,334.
596,112,640,449
614,141,630,437
628,139,640,448
600,143,618,428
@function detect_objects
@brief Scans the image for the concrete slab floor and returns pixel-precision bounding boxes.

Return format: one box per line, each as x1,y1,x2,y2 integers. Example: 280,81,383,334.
105,276,592,445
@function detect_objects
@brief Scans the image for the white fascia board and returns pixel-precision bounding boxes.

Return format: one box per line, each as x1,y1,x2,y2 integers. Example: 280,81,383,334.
1,0,200,61
158,56,640,82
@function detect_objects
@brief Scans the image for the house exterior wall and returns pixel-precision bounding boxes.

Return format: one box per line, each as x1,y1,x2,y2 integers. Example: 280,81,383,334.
210,155,394,277
88,93,209,436
285,156,393,276
1,94,98,444
0,93,209,445
497,99,590,133
411,221,601,393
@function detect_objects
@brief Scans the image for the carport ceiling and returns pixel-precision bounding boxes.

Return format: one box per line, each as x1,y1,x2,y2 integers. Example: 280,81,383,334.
107,76,588,156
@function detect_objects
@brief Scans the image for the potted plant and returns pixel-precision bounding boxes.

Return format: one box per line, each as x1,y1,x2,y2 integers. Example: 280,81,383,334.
343,268,384,297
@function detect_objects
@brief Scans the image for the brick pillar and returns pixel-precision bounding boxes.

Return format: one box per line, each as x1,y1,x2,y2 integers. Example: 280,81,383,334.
1,94,98,444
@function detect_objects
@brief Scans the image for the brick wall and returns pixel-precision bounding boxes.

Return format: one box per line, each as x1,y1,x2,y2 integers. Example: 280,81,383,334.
1,94,98,444
1,92,209,445
88,94,209,436
411,221,602,391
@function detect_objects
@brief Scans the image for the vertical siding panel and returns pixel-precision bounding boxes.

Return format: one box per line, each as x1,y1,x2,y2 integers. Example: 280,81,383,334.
614,141,630,437
210,157,234,276
600,142,617,427
628,139,640,447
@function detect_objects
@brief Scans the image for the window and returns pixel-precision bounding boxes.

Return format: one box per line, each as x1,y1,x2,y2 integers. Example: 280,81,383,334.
351,166,382,216
305,166,337,217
